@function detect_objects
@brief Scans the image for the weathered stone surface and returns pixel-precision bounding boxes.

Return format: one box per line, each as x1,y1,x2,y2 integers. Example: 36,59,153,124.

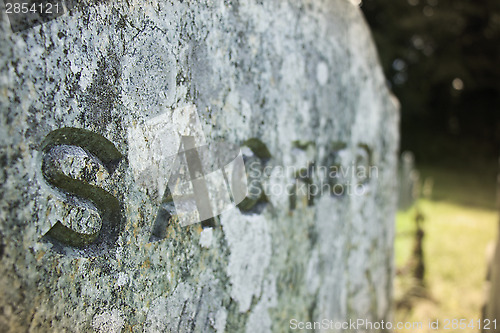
0,0,399,332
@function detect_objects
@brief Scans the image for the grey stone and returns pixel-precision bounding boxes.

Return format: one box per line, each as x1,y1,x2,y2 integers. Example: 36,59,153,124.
0,0,399,332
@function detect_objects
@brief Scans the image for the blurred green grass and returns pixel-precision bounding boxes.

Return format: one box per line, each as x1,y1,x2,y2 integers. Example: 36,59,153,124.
394,164,499,332
418,165,497,210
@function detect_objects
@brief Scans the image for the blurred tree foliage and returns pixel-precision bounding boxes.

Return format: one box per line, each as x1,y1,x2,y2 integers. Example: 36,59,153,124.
362,0,500,164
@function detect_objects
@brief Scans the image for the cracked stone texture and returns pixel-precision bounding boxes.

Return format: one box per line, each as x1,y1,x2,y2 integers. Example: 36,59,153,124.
0,0,399,332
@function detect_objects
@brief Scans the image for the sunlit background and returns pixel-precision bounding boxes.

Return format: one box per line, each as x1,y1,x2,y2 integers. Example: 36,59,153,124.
361,0,500,331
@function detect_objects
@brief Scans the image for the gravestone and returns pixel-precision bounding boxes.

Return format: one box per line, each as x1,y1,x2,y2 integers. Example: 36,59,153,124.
483,161,500,332
398,151,419,210
0,0,399,331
